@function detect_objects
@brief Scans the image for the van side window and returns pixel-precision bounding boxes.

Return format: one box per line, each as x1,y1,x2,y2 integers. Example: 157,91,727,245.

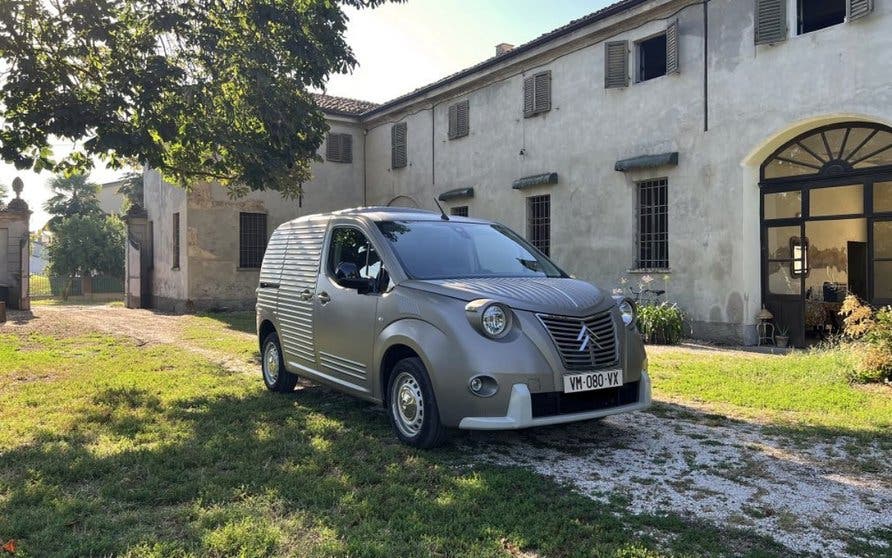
328,227,384,286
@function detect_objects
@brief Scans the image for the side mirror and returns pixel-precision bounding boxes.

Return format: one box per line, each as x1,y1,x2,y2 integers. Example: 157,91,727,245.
335,261,374,293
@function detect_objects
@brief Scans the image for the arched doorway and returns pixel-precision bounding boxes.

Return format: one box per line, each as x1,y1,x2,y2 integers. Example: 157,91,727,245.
760,122,892,346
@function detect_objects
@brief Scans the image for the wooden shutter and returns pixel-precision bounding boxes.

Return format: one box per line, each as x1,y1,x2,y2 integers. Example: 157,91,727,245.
604,41,628,88
391,123,407,169
523,76,535,117
448,104,458,139
754,0,786,45
666,20,680,75
534,71,551,113
847,0,874,20
340,133,352,163
458,100,469,137
325,133,341,162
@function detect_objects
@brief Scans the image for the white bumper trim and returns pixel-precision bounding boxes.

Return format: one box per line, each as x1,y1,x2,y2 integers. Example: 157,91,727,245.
458,370,652,430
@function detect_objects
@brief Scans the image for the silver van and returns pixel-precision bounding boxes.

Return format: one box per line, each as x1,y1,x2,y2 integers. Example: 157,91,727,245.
256,207,651,448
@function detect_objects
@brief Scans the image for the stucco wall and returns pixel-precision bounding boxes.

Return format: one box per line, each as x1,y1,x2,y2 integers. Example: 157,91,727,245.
143,168,189,310
361,0,892,344
181,118,366,310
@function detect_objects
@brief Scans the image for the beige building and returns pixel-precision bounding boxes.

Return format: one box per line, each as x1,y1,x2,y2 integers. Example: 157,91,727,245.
136,0,892,346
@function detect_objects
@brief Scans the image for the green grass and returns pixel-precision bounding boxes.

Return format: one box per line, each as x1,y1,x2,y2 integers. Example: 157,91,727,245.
182,311,258,363
0,331,791,558
649,347,892,442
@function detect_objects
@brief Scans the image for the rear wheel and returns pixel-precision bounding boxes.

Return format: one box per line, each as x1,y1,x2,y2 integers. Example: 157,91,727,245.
261,332,298,392
387,357,447,448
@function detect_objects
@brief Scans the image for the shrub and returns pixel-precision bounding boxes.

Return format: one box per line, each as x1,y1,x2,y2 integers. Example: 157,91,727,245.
839,295,892,384
636,302,684,345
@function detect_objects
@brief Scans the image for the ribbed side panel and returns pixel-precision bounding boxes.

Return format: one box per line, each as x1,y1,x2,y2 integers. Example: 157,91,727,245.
319,351,367,381
278,217,329,364
257,228,288,314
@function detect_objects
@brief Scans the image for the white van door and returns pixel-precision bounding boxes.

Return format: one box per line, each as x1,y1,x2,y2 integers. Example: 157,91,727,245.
311,225,383,395
277,217,329,370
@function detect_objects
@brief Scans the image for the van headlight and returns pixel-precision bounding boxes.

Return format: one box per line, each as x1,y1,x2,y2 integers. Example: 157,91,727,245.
614,295,636,326
465,299,513,339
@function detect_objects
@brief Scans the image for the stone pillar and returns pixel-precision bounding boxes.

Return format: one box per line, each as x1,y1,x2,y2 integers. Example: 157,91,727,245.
124,208,149,308
1,177,31,310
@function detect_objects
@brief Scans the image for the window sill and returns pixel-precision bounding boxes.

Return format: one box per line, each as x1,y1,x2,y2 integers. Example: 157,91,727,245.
627,268,671,275
172,266,180,271
237,267,261,272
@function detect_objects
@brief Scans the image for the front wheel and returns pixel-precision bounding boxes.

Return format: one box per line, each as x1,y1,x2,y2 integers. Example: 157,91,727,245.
261,332,298,392
387,357,448,448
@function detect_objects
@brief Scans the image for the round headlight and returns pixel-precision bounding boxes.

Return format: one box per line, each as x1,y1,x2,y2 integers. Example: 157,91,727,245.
482,304,508,338
618,299,636,326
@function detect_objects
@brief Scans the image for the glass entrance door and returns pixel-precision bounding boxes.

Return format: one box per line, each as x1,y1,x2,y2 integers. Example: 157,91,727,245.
872,218,892,305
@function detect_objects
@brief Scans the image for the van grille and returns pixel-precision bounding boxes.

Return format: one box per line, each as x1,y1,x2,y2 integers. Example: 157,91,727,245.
537,311,619,370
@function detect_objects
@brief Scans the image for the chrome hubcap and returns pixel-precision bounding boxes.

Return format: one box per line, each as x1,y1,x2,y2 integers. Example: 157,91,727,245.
263,342,280,385
391,372,424,437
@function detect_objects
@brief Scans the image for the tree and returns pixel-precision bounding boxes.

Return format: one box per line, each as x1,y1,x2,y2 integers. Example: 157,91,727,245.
0,182,7,209
0,0,398,198
117,172,144,214
43,173,103,232
46,214,126,298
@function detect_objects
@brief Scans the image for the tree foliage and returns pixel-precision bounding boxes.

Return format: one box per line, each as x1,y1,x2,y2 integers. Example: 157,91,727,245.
47,214,126,282
0,182,7,208
43,172,103,231
0,0,398,198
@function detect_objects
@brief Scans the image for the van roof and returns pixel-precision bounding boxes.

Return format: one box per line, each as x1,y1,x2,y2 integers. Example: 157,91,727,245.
288,206,489,223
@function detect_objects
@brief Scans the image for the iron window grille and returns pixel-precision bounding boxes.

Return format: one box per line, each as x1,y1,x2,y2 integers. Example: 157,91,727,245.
636,178,669,270
526,194,551,256
172,212,180,269
239,212,268,269
450,206,469,217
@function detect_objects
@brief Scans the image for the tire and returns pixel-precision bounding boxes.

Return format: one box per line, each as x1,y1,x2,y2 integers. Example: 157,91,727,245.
261,332,298,393
386,357,448,448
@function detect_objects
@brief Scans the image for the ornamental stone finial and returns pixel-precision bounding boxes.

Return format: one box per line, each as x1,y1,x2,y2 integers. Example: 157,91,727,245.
12,176,23,197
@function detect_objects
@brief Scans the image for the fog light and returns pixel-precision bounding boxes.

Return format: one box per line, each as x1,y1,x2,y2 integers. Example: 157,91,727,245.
469,377,483,393
468,375,498,397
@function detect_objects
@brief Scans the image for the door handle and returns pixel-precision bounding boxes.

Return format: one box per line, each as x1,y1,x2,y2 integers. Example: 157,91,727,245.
299,289,313,301
317,292,331,304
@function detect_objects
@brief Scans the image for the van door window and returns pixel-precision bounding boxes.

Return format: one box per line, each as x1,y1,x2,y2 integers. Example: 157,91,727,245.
328,227,384,289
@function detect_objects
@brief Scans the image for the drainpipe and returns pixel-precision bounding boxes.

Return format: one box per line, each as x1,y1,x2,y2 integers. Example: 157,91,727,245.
431,104,436,187
703,0,709,132
363,127,368,206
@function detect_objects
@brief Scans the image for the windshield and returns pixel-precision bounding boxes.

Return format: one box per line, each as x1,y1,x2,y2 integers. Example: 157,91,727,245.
377,220,566,280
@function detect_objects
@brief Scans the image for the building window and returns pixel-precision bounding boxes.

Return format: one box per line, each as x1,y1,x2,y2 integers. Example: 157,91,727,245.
798,0,845,34
239,212,268,269
526,195,550,256
391,122,407,169
637,33,667,82
326,132,353,163
451,206,468,217
523,71,551,118
637,178,669,270
790,236,809,277
172,212,180,269
448,100,470,140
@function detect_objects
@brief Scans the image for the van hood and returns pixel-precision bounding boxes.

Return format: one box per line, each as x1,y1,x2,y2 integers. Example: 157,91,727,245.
401,277,613,317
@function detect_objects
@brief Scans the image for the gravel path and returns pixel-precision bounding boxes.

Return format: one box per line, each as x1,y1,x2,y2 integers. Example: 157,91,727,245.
6,304,891,556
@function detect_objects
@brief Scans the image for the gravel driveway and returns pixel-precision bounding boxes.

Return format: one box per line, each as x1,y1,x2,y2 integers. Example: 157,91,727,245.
7,304,891,557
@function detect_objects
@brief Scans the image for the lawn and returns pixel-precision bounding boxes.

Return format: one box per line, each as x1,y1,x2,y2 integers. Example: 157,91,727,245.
0,325,796,557
648,346,892,443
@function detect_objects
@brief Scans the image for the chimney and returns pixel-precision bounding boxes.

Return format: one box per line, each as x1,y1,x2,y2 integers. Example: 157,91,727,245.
495,43,514,56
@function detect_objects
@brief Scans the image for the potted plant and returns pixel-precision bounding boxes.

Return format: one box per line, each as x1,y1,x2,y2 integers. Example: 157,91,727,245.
775,325,790,348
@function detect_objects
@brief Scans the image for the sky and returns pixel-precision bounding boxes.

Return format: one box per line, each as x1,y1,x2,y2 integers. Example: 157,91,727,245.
0,0,613,230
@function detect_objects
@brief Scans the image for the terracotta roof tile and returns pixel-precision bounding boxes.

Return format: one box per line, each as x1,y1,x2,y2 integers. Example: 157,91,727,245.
312,93,379,116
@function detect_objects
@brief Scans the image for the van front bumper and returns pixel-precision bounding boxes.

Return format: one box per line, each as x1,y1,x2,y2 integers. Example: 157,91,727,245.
457,371,652,430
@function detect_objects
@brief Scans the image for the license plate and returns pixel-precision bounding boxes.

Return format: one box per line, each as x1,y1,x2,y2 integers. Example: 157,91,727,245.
563,370,623,393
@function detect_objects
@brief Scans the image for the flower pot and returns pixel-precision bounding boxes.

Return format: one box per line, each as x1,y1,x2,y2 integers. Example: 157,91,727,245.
775,335,789,348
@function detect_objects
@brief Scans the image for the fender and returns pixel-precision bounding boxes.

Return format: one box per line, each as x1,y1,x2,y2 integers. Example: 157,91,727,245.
373,318,451,401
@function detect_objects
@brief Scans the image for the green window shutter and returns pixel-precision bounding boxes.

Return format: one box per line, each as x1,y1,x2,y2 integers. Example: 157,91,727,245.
340,133,353,163
534,71,551,114
523,76,535,117
754,0,786,45
847,0,874,20
391,123,407,169
604,41,628,88
456,100,469,138
325,133,341,162
666,20,680,75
